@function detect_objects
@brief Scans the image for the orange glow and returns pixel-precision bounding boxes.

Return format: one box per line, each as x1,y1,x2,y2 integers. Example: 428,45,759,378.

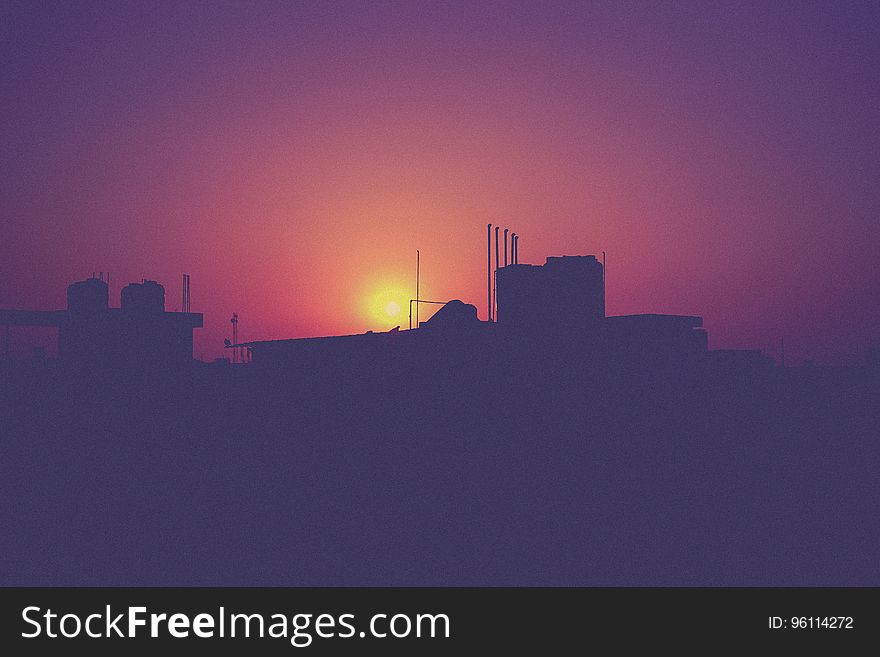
4,3,874,366
364,282,410,330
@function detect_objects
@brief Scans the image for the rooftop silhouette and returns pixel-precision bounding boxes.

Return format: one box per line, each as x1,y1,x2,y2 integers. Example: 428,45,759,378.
1,276,202,368
0,237,877,587
233,251,764,378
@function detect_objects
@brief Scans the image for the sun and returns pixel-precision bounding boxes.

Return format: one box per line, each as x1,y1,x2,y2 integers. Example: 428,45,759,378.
363,281,409,328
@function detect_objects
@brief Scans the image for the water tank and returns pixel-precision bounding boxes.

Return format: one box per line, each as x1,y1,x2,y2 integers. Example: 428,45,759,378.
121,280,165,314
543,255,605,324
67,278,109,316
496,255,604,330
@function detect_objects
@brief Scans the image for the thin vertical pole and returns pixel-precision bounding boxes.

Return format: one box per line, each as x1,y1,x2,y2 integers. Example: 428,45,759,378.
503,228,508,267
493,270,498,323
416,250,420,328
487,224,492,321
231,313,238,364
494,227,500,321
602,251,606,318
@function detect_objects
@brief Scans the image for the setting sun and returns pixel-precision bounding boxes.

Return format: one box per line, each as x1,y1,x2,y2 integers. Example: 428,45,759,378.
362,281,411,329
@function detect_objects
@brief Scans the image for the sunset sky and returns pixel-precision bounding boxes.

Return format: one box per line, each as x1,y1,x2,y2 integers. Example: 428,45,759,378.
2,2,878,364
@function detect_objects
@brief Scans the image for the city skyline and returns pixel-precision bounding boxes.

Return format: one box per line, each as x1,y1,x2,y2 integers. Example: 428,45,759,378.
2,2,878,364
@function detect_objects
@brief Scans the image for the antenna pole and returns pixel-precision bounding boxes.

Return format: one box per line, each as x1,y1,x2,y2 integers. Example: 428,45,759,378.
487,224,492,321
231,313,239,364
494,227,500,321
416,250,420,328
602,251,606,318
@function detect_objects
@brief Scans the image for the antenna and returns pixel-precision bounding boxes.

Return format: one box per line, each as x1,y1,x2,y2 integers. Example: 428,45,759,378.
231,313,239,364
602,251,606,318
182,274,191,313
503,228,509,267
416,250,420,329
494,226,500,321
487,224,492,322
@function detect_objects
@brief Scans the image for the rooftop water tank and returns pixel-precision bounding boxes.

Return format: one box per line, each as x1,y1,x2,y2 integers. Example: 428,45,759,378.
67,278,109,316
121,280,165,314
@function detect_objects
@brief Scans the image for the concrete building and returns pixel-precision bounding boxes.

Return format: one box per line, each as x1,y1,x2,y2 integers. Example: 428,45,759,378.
496,255,604,333
1,277,202,368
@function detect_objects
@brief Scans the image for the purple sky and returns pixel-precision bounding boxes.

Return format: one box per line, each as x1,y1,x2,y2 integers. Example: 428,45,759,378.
2,1,878,363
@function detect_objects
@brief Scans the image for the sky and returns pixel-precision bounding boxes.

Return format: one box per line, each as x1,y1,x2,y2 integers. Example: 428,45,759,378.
1,1,878,364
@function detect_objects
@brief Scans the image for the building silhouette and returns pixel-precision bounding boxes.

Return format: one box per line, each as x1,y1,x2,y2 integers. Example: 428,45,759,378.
496,255,604,331
232,251,768,375
0,248,875,588
0,277,203,367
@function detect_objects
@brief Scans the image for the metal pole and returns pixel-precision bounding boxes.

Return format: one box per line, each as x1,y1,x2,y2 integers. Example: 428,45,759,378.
493,271,497,323
503,228,508,267
602,251,606,318
487,224,492,321
231,313,238,364
494,227,500,321
416,250,420,329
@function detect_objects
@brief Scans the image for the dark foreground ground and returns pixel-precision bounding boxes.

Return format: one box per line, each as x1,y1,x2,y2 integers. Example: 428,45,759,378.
1,352,878,585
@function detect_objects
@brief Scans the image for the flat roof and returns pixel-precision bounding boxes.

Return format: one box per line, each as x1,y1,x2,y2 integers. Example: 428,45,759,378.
0,308,203,328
